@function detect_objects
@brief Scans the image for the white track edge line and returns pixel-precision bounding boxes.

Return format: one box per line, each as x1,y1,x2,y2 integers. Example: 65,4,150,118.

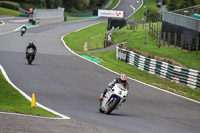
61,25,200,105
0,20,5,26
127,0,144,18
112,0,121,10
0,65,70,119
0,111,65,120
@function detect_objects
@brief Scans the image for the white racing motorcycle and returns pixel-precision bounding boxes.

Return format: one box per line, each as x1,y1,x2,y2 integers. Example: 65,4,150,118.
99,83,128,114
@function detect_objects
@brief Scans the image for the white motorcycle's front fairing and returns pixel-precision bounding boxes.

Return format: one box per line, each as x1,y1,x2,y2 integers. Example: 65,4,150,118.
101,83,128,112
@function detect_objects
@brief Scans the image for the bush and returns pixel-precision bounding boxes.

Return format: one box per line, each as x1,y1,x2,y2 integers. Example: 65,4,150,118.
144,8,160,22
0,1,19,10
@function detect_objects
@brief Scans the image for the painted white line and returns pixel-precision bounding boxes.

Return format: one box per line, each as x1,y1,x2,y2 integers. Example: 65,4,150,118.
0,65,70,119
0,17,15,20
112,0,121,10
11,19,29,23
0,20,5,26
127,0,143,18
130,5,136,11
67,17,99,23
61,24,200,105
0,30,15,36
0,111,65,120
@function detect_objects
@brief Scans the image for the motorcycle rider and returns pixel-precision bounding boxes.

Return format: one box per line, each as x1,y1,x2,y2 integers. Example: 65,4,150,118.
99,74,129,101
25,41,37,59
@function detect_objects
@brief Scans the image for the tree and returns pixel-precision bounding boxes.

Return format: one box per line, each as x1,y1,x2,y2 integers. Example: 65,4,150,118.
167,0,178,11
144,8,159,22
54,0,63,8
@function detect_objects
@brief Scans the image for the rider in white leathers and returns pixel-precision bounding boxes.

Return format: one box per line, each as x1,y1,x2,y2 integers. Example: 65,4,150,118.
99,74,129,102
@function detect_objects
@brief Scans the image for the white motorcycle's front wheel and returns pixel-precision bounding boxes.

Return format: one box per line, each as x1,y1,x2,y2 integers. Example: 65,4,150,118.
105,99,119,114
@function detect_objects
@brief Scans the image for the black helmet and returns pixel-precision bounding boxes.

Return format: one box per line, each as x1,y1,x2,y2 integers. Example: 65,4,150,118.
29,41,34,47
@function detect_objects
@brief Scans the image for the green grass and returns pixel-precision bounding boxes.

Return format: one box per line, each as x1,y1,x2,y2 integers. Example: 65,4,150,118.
78,51,200,102
63,22,200,102
112,24,200,70
129,0,159,20
107,0,120,10
63,22,107,51
0,21,2,24
0,7,20,16
0,70,59,117
67,17,85,21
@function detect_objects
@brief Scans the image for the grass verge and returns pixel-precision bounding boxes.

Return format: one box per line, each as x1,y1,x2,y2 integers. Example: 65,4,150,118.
112,24,200,70
0,7,20,16
78,51,200,102
107,0,120,10
129,0,159,20
0,20,2,24
63,22,107,51
63,22,200,102
0,70,59,117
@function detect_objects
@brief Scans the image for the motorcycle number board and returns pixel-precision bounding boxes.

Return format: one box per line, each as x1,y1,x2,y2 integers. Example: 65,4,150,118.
98,9,124,18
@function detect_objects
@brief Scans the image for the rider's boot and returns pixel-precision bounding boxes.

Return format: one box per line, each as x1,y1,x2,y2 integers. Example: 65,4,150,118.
99,93,103,101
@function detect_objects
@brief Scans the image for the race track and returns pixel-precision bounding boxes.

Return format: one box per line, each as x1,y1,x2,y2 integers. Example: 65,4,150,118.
0,0,200,133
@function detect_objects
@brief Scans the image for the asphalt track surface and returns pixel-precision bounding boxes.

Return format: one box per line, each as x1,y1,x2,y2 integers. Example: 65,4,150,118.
0,0,200,133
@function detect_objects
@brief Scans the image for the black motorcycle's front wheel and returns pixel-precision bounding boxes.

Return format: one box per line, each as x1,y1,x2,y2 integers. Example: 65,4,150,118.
105,99,119,114
28,56,33,65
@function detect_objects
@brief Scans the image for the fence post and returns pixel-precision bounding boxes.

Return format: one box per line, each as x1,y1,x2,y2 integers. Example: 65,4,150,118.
168,32,171,47
143,18,144,29
163,32,166,46
151,23,153,37
149,22,150,35
157,22,159,41
174,33,177,47
196,36,199,55
181,34,184,50
154,25,156,40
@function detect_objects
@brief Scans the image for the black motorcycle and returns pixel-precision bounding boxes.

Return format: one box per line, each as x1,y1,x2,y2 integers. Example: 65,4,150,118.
21,26,27,36
27,48,35,65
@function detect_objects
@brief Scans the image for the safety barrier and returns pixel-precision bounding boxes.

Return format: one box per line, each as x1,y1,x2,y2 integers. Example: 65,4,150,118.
29,7,64,25
163,11,200,32
116,44,200,90
33,8,64,19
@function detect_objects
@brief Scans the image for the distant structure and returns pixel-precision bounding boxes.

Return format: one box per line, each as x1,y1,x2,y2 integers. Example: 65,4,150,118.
162,5,200,51
29,7,65,25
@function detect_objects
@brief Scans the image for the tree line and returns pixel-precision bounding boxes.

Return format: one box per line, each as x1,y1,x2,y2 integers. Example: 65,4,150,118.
3,0,107,12
167,0,200,11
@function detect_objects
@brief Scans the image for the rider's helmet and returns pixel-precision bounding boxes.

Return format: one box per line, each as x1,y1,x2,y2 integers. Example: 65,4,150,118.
119,74,127,85
29,41,34,47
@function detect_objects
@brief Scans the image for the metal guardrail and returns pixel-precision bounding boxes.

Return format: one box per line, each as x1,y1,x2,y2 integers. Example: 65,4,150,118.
116,44,200,90
163,11,200,32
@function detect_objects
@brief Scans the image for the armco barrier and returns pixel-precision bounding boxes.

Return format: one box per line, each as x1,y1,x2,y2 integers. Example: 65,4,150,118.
116,44,200,89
